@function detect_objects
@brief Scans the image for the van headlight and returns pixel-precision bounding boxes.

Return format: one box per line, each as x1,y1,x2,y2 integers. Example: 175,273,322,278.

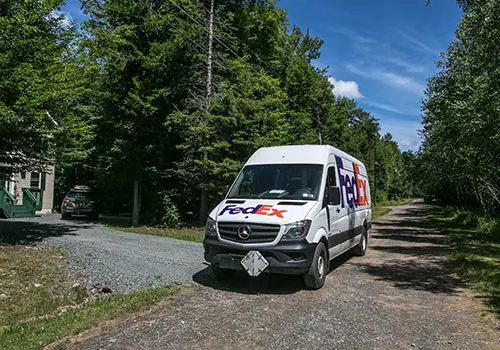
282,220,312,240
205,217,217,236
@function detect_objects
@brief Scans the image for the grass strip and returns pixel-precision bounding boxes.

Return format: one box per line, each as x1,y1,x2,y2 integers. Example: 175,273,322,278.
426,204,500,317
109,225,205,243
372,206,391,220
0,285,181,350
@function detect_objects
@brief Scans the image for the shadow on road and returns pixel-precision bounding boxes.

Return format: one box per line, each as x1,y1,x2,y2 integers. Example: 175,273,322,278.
0,220,85,245
193,250,355,295
193,267,305,295
355,203,466,295
356,259,463,294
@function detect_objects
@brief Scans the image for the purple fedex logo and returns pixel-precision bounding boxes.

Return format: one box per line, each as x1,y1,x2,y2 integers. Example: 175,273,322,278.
335,156,369,208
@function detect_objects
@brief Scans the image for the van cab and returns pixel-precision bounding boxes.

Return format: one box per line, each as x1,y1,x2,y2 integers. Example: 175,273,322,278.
203,145,372,289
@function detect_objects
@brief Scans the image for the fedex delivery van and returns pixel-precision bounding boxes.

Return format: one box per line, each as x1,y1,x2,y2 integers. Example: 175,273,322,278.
203,145,372,289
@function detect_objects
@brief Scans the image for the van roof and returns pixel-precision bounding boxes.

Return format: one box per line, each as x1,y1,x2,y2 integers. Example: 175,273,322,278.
246,145,365,167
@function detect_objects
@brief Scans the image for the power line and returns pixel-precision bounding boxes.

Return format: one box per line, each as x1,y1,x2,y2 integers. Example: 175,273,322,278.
165,0,327,133
141,0,330,143
137,0,226,73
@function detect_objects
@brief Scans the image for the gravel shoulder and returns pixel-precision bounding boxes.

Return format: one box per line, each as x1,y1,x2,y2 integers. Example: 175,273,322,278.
63,199,499,349
0,215,205,293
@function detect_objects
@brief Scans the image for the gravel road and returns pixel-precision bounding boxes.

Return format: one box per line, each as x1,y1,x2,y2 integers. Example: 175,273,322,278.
2,201,498,349
0,215,205,293
65,200,498,349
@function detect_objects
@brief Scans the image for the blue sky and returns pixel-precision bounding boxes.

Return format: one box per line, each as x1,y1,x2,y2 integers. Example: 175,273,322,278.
280,0,463,150
60,0,463,150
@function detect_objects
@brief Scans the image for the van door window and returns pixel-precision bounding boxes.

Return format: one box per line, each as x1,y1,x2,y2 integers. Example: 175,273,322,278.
324,166,336,202
327,167,336,187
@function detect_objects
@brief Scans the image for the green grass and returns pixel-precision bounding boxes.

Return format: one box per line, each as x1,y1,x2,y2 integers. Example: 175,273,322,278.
0,285,181,350
376,198,413,206
109,225,205,243
372,206,392,220
0,244,183,350
0,246,87,326
426,204,500,317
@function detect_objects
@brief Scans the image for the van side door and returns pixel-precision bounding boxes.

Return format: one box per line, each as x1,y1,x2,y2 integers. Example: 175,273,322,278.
324,166,348,256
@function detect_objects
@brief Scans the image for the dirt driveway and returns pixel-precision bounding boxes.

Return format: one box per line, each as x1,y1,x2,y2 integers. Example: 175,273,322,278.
66,200,499,349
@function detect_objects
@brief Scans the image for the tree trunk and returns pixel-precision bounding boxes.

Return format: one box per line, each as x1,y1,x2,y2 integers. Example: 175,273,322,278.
199,186,208,225
132,180,141,226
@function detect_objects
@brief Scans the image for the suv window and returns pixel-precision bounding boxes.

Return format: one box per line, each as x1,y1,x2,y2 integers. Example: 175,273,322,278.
66,191,90,199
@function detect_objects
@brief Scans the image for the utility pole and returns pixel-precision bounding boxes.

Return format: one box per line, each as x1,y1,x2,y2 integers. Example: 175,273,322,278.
199,0,214,225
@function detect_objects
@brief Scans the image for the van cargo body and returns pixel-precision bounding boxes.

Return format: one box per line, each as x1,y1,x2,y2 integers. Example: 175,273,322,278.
203,145,372,289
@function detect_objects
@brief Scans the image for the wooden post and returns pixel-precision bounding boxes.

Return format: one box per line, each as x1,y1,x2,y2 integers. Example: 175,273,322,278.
132,180,141,226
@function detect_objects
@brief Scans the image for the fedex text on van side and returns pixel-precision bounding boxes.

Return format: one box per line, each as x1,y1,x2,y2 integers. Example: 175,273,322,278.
335,156,369,208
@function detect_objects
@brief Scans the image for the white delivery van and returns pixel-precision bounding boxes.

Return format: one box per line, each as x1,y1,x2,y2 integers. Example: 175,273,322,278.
203,145,372,289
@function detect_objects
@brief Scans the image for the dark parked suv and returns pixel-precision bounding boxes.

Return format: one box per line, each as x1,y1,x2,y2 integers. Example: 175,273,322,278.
61,186,99,219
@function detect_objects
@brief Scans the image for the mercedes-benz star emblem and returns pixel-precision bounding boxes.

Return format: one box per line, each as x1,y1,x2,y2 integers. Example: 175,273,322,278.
237,225,251,240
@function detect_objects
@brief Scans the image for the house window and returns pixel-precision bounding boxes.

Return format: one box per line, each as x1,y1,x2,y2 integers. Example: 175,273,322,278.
21,172,26,180
30,172,40,189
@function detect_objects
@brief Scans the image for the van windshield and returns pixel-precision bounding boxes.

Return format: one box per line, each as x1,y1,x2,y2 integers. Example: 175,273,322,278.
227,164,323,201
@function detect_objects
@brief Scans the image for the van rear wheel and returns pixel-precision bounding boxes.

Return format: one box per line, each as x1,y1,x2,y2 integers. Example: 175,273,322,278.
303,242,328,290
353,226,368,256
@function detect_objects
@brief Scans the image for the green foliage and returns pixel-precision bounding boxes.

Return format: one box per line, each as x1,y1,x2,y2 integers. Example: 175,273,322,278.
0,0,75,171
477,217,500,243
421,0,500,214
1,0,412,223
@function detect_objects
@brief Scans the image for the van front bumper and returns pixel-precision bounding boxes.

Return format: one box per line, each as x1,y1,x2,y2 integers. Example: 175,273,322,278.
203,236,317,275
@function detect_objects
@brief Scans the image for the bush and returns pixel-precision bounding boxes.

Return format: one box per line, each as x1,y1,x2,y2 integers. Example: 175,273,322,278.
477,217,500,242
156,191,180,227
375,190,388,204
452,210,479,228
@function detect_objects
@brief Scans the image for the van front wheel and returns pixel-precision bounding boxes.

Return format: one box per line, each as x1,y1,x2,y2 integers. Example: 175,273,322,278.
303,242,328,290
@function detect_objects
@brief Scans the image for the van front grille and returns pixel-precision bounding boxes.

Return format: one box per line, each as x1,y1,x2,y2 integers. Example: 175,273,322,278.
217,222,281,243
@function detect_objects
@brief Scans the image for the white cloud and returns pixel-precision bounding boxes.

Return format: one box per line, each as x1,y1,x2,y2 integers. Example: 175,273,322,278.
380,72,424,95
346,63,425,95
393,28,441,56
398,139,417,148
51,10,72,28
383,56,426,74
331,27,427,74
328,77,363,99
362,100,402,114
376,115,421,150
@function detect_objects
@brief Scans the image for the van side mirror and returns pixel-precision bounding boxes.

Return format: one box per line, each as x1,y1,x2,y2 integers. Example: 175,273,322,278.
328,186,341,205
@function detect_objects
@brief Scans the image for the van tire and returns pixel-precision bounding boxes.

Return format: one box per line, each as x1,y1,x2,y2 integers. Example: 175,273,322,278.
211,265,234,280
303,242,328,290
61,213,71,220
353,226,368,256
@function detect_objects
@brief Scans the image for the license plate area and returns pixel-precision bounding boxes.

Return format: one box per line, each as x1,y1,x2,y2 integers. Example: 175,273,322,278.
240,250,269,277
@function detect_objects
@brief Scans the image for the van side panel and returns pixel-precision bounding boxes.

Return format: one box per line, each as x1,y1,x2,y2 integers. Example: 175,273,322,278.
327,153,371,255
